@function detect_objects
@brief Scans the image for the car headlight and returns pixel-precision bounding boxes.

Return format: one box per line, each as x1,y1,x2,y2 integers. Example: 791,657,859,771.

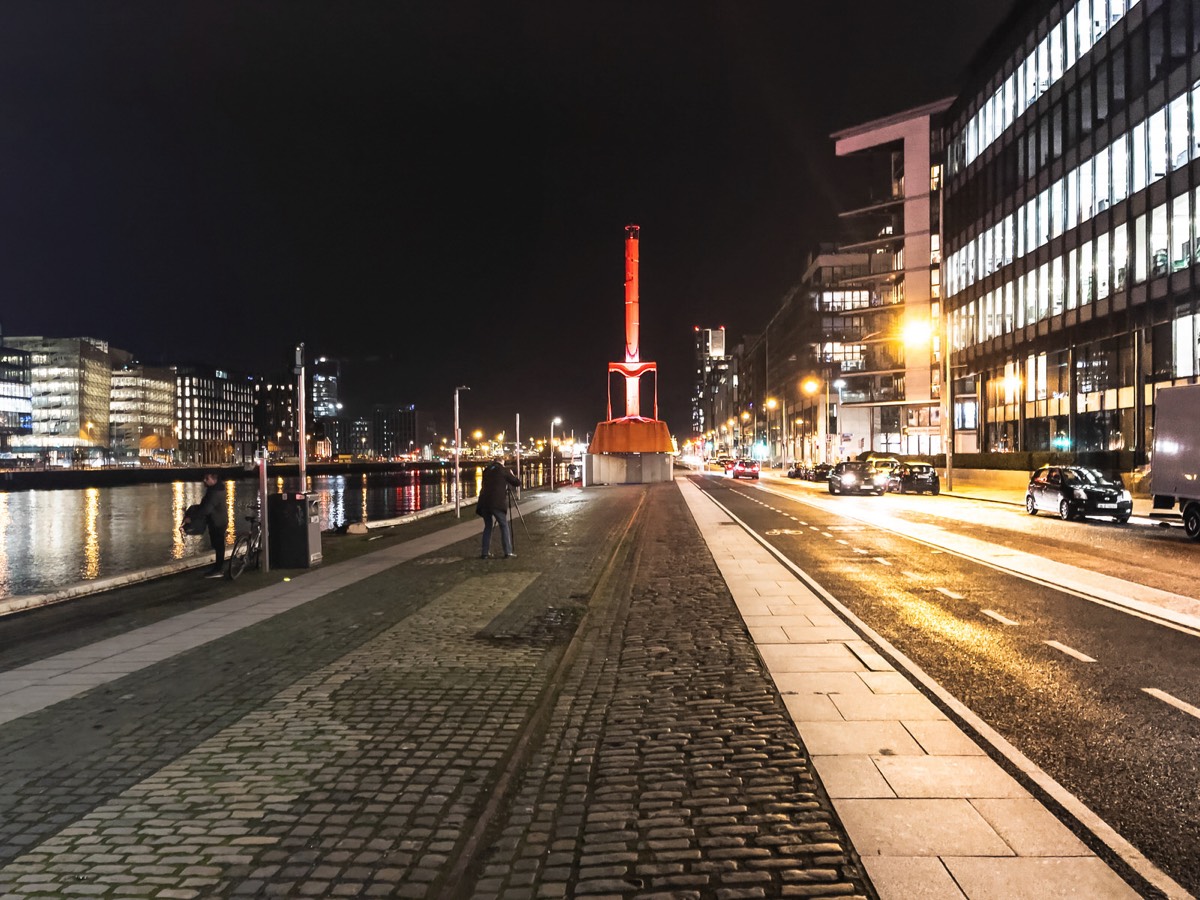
1073,488,1087,499
844,474,857,485
874,473,889,485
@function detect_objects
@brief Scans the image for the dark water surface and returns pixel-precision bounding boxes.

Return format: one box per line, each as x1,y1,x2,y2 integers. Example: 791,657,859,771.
0,465,550,600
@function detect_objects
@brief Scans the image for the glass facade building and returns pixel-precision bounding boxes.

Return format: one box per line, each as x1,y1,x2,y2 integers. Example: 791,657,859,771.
0,345,32,448
4,336,112,458
110,365,178,461
944,0,1200,458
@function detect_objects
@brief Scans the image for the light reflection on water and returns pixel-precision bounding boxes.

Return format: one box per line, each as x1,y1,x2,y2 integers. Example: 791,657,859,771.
0,465,548,601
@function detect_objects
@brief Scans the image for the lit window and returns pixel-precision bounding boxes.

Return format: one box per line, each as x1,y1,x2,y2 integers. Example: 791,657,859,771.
1037,262,1050,320
1148,108,1167,181
1050,179,1064,238
1132,121,1147,193
1079,157,1094,221
1068,247,1079,310
1066,168,1080,231
1150,204,1168,278
1081,239,1094,303
1169,94,1189,170
1097,231,1111,297
1113,222,1128,290
1172,194,1191,270
1111,134,1129,203
1134,214,1148,282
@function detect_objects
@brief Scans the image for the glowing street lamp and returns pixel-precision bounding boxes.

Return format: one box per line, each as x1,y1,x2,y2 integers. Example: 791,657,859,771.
549,416,562,491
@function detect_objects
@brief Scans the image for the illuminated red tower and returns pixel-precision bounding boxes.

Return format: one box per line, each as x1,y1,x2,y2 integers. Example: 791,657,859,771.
587,225,673,474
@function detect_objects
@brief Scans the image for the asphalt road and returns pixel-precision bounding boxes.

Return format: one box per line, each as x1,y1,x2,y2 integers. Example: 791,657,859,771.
691,472,1200,898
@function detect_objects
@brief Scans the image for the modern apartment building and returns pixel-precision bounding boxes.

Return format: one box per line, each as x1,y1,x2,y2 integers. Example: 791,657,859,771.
3,336,113,460
833,98,956,457
692,326,734,448
943,0,1198,458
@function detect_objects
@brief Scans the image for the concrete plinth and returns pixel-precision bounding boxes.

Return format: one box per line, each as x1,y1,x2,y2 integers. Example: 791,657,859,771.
584,453,672,485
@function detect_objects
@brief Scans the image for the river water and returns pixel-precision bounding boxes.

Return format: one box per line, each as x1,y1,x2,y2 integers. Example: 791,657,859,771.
0,465,553,601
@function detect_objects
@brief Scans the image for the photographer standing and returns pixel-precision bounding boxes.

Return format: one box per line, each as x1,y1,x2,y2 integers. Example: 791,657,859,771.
477,457,520,559
181,472,229,578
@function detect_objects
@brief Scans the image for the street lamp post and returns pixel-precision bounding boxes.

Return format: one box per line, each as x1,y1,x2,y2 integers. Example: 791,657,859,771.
765,398,777,465
942,319,954,491
453,385,470,517
549,416,561,491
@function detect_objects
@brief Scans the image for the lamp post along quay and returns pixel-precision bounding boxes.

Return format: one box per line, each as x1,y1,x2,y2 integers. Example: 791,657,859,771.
454,386,470,518
295,343,307,488
549,416,561,491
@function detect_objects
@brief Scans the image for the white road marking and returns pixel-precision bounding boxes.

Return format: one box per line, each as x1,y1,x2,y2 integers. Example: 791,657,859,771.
935,587,965,600
821,531,834,538
836,539,850,546
1143,688,1200,721
900,571,919,579
809,525,820,531
982,609,1020,626
873,557,892,566
1044,640,1096,663
854,548,868,555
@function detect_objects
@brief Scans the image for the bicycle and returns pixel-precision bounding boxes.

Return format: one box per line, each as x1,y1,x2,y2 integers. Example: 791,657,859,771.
227,508,262,579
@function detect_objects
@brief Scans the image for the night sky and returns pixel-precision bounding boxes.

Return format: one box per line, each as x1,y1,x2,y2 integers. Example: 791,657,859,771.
0,2,1017,440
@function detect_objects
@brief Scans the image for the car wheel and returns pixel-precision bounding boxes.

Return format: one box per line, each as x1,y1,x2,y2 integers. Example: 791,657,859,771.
1184,505,1200,540
1058,499,1073,521
828,484,837,494
1025,495,1037,515
1114,514,1130,524
931,484,940,496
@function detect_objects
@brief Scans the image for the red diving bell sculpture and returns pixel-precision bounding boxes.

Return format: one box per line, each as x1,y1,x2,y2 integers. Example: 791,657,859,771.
586,225,673,483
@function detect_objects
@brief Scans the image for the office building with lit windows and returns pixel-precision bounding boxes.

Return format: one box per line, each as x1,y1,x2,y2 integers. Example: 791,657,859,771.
311,356,341,421
176,366,255,465
0,342,32,449
254,376,297,459
110,364,177,462
4,336,113,461
944,0,1200,458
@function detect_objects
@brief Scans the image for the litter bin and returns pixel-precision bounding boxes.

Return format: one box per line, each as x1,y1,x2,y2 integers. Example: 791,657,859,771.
268,492,323,568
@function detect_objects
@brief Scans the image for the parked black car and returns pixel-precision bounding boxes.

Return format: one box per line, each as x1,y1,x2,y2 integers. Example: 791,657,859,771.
807,463,832,482
888,462,941,495
1025,465,1132,523
828,461,888,495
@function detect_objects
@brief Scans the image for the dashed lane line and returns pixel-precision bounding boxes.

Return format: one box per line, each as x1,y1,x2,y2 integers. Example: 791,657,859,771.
935,587,966,600
835,539,850,546
982,609,1021,626
900,571,920,580
853,548,868,555
821,531,834,538
1044,640,1097,663
1143,688,1200,721
873,557,892,566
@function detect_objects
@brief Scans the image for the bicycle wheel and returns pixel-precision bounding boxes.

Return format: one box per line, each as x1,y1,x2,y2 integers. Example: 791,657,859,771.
228,535,252,580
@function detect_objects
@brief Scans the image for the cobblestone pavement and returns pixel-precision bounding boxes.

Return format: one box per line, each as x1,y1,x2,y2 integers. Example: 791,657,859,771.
0,484,871,899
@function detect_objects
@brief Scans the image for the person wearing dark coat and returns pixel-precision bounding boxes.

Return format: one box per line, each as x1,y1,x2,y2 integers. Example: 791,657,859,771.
182,472,229,577
476,459,521,559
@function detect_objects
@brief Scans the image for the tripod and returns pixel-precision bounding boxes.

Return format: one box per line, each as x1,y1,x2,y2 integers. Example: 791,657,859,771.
507,486,531,549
